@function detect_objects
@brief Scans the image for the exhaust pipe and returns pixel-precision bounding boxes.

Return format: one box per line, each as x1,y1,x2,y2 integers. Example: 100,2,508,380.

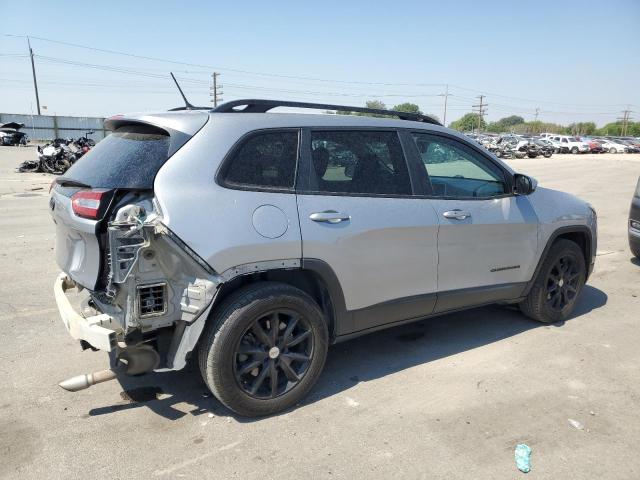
59,368,118,392
59,345,160,392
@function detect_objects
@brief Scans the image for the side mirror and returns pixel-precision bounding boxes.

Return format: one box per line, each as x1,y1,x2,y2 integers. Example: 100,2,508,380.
513,173,537,195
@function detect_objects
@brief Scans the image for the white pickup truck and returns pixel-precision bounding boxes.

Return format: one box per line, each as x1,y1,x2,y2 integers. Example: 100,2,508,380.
549,135,590,154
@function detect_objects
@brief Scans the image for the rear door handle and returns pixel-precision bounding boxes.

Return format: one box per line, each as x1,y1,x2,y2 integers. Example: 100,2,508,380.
309,210,351,224
442,209,472,220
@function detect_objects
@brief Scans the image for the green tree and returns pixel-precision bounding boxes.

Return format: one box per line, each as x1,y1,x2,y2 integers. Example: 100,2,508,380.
569,122,596,135
486,115,525,133
357,100,388,117
336,100,390,117
449,113,486,132
392,102,422,114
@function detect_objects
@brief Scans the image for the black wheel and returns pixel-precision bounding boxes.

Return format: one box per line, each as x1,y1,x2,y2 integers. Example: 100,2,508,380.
520,239,586,323
631,243,640,259
198,282,328,417
571,146,579,154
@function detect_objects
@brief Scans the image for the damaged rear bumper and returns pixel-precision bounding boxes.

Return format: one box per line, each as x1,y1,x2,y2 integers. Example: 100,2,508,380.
54,272,120,351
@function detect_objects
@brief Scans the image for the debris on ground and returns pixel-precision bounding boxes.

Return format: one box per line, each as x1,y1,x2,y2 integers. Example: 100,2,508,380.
515,444,532,473
568,418,585,430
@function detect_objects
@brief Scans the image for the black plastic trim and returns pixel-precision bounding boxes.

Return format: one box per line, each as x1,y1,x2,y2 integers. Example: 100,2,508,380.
434,283,527,313
301,259,353,336
522,225,594,297
212,99,442,125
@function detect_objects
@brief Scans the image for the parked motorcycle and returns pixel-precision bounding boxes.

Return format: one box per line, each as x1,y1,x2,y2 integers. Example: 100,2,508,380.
18,136,95,174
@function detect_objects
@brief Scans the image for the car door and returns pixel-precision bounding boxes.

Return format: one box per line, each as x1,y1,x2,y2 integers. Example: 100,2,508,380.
296,128,439,335
408,132,539,313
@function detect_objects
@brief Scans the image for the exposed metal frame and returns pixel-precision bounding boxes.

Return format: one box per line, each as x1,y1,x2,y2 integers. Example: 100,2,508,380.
211,99,442,125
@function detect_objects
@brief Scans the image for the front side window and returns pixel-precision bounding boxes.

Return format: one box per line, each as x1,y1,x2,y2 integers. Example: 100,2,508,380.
411,133,507,198
309,130,411,195
222,130,298,189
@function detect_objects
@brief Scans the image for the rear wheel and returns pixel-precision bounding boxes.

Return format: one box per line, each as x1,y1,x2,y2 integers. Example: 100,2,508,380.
520,239,586,323
609,147,616,154
199,282,328,417
571,146,579,154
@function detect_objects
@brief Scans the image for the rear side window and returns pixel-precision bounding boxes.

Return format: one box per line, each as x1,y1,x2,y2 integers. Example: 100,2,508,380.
221,130,299,190
63,125,170,189
309,130,411,195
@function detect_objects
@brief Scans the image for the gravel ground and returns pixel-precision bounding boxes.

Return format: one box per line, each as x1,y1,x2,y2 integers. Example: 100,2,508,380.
1,146,639,479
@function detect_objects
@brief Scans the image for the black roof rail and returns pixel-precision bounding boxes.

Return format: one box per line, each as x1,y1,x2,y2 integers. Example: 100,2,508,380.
211,99,442,126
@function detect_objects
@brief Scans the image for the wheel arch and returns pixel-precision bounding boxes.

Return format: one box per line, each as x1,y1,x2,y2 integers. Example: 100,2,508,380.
523,225,593,296
210,260,349,343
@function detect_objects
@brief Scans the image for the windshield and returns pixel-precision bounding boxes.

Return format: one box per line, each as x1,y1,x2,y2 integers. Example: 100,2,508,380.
63,125,170,189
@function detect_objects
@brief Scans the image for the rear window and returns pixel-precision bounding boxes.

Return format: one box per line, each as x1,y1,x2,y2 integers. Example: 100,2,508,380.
63,125,171,189
221,130,299,190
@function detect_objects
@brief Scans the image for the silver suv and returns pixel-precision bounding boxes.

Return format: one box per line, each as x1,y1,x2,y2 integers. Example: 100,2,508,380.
51,100,597,416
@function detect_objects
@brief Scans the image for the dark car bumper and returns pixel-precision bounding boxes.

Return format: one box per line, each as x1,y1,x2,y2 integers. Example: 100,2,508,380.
630,196,640,255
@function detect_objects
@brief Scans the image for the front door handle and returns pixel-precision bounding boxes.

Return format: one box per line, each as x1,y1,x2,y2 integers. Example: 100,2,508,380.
442,209,472,220
309,210,351,224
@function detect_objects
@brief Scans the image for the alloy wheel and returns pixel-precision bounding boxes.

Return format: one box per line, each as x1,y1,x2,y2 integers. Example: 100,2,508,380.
233,309,314,399
546,255,581,311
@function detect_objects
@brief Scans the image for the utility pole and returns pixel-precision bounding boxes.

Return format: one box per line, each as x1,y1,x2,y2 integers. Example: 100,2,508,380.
534,107,540,122
438,84,451,126
27,37,41,115
210,72,223,107
472,95,487,133
617,108,632,136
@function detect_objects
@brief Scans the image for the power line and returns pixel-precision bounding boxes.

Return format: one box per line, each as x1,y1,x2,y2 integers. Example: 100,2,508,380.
210,72,223,107
472,95,487,133
438,84,451,125
27,37,41,115
6,34,637,110
617,109,633,136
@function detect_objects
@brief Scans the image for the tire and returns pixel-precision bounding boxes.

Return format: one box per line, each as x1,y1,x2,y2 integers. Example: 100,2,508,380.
631,244,640,259
571,146,579,154
520,239,586,323
198,282,329,417
609,147,616,154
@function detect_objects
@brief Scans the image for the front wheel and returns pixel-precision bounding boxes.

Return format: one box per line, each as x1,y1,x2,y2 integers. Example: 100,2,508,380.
609,147,617,154
571,146,579,154
199,282,329,417
520,239,586,323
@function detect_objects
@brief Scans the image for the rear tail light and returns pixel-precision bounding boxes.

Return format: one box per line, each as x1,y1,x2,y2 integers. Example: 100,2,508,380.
71,189,108,219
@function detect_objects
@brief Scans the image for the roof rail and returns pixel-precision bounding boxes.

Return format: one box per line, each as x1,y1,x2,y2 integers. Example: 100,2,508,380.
211,99,442,126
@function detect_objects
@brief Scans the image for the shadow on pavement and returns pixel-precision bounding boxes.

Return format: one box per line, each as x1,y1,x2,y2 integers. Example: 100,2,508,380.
88,285,607,421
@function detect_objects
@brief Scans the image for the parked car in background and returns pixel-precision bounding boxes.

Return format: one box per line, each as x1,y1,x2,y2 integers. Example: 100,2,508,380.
580,138,605,153
630,177,640,259
594,138,627,154
549,135,589,154
0,122,28,146
618,139,640,153
50,99,597,416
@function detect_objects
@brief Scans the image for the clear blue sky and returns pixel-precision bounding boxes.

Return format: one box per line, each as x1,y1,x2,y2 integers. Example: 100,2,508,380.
1,0,639,126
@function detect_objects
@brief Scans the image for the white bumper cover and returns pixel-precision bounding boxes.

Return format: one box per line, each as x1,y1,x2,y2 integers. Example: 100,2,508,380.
54,273,119,351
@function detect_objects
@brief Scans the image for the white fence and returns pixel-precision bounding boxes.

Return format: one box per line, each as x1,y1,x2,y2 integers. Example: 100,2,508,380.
0,113,108,141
